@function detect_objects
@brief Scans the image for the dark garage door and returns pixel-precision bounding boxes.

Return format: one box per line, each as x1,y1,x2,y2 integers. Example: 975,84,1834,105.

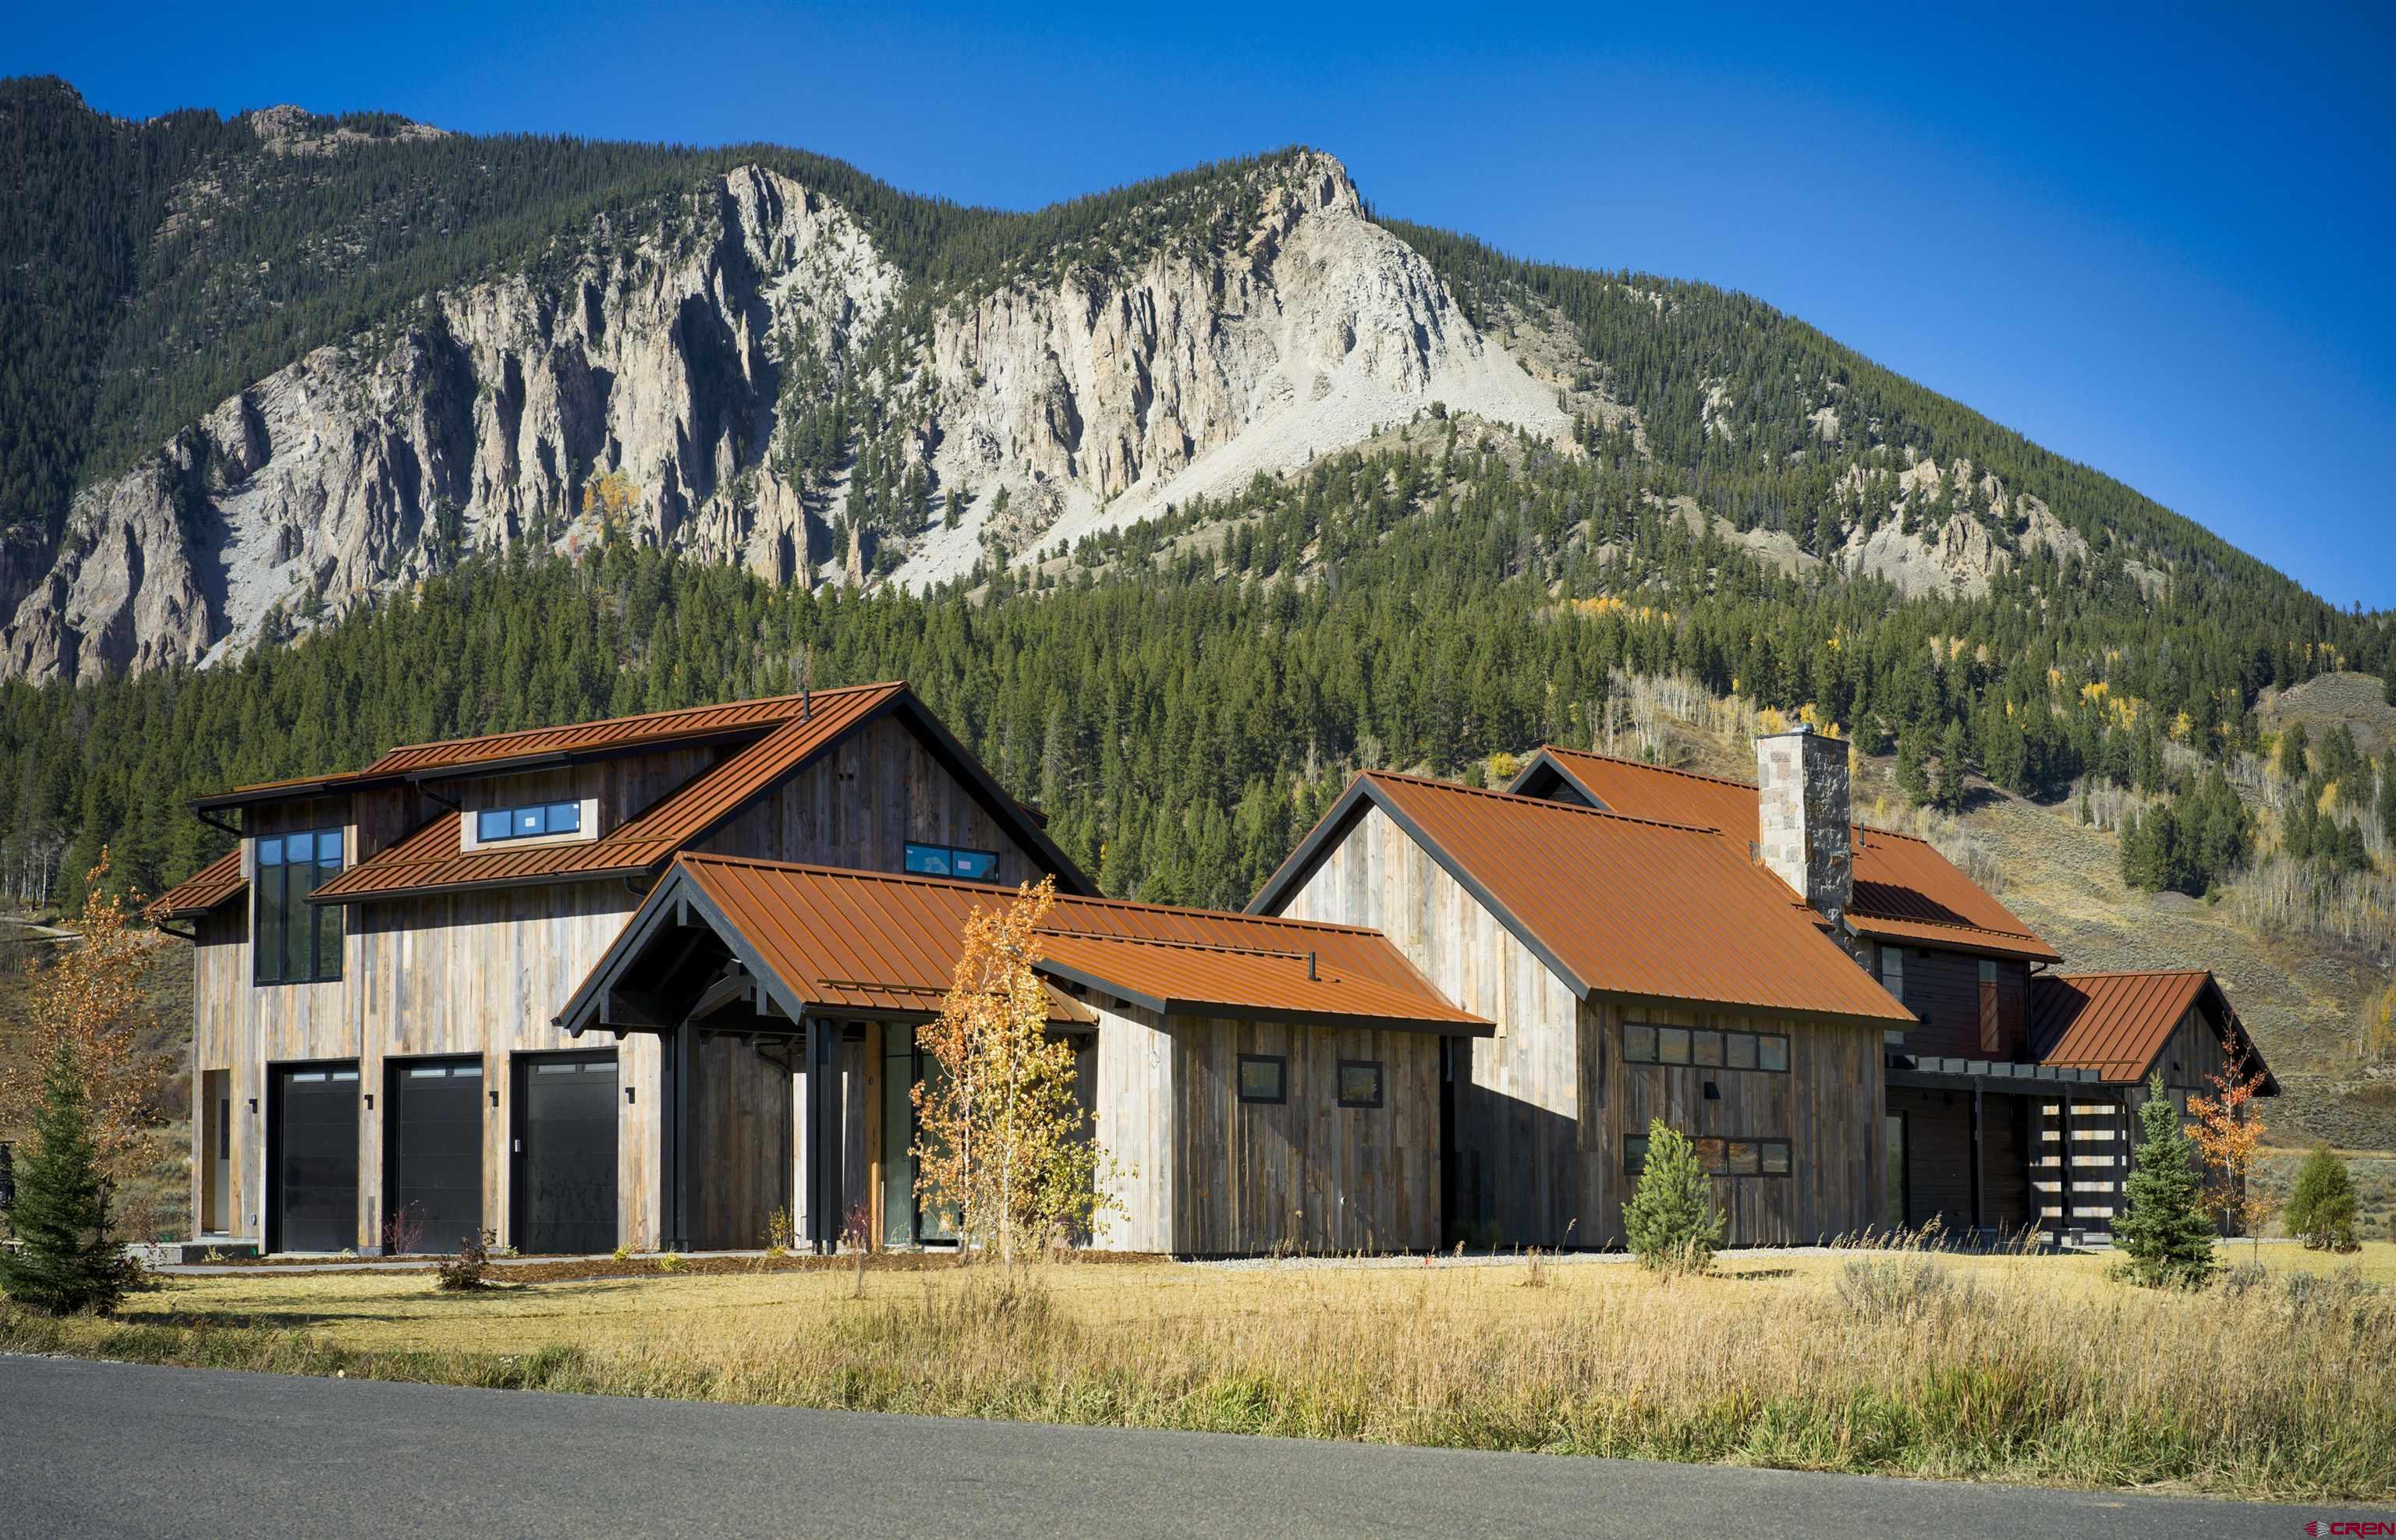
516,1053,617,1255
387,1059,484,1253
270,1064,359,1253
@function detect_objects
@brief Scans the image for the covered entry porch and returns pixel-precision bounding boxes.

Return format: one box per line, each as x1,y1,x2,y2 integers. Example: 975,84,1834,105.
1885,1055,2125,1244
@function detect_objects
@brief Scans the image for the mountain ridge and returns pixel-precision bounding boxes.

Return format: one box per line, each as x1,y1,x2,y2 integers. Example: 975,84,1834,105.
2,76,2384,687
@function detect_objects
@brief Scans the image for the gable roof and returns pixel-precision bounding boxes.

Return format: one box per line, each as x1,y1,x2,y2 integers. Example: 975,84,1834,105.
1249,770,1914,1028
1508,746,2061,964
168,682,1090,910
558,854,1492,1036
2029,970,2277,1091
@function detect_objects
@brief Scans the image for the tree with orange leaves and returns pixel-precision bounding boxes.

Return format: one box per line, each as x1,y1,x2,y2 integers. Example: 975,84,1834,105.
913,876,1119,1266
0,850,165,1177
2189,1035,2270,1258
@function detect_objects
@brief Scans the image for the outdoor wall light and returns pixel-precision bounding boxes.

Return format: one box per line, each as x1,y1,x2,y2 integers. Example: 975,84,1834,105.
489,1089,500,1108
363,1092,374,1110
625,1087,636,1105
247,1097,257,1114
1703,1081,1720,1101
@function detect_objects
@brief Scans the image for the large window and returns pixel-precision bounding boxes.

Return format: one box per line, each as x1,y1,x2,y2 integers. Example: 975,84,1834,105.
1623,1022,1788,1072
904,841,998,881
1625,1133,1792,1179
476,802,581,843
254,830,343,984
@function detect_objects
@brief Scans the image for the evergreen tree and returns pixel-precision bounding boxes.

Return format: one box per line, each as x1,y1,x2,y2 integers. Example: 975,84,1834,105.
1621,1120,1724,1276
2284,1147,2359,1252
0,1035,134,1315
2111,1074,2218,1290
1895,722,1930,808
1931,720,1969,812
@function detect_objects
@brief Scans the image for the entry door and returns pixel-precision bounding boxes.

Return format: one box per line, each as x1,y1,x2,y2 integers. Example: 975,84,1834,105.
386,1059,484,1253
269,1064,360,1252
514,1053,618,1255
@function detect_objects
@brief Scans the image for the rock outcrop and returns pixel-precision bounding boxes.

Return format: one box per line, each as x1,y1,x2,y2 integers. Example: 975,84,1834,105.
2,153,1566,682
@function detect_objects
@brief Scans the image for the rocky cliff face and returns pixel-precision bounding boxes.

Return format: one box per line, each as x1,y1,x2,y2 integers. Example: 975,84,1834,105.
1,151,1565,683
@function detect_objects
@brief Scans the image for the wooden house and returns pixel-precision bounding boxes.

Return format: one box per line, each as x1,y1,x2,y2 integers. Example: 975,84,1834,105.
151,683,1484,1257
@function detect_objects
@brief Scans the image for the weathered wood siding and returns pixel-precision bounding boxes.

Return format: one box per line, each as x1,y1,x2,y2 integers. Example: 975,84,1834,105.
185,714,1044,1252
696,716,1043,882
1270,802,1883,1247
1091,1000,1178,1253
1273,802,1581,1245
690,1029,793,1251
1890,948,2028,1059
1593,1000,1885,1245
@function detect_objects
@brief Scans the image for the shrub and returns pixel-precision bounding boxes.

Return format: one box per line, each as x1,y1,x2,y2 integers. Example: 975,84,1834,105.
1621,1120,1724,1276
2286,1148,2361,1252
1837,1254,1983,1322
2112,1074,2219,1290
435,1229,492,1291
0,1036,136,1315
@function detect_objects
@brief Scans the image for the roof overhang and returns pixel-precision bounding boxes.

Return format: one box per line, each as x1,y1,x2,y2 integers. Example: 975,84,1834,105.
1040,958,1494,1037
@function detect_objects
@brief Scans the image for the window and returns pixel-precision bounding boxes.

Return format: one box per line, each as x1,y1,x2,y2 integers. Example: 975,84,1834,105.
253,830,343,984
475,802,581,843
1624,1022,1789,1074
1337,1060,1384,1109
1237,1054,1286,1104
1625,1132,1789,1181
904,841,999,881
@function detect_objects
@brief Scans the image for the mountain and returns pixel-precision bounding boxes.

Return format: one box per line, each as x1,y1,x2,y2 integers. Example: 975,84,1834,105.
2,77,2392,1142
3,76,2381,685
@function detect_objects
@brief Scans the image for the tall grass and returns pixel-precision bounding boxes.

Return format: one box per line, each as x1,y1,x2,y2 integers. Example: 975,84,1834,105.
8,1248,2391,1500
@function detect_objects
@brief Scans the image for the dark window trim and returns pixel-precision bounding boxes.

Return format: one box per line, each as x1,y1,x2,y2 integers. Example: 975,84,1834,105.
474,800,583,844
1623,1021,1791,1073
1624,1131,1793,1179
903,840,1002,882
1236,1053,1288,1105
253,828,346,986
1335,1058,1384,1110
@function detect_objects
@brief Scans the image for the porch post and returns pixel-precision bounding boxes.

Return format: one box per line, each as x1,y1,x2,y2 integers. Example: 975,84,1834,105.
2057,1092,2073,1246
668,1020,693,1252
1969,1085,1985,1235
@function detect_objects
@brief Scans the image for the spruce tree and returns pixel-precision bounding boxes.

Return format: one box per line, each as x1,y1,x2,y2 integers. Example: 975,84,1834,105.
2284,1147,2359,1252
1621,1120,1724,1276
2111,1074,2218,1290
0,1035,133,1315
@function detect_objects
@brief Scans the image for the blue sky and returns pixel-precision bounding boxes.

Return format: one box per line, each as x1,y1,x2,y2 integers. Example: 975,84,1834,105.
15,3,2394,608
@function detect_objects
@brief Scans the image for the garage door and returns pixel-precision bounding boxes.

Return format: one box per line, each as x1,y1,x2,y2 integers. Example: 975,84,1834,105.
516,1053,617,1255
387,1059,484,1253
270,1064,358,1253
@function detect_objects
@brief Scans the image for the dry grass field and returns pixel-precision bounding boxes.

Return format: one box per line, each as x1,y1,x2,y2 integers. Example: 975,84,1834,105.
6,1241,2392,1503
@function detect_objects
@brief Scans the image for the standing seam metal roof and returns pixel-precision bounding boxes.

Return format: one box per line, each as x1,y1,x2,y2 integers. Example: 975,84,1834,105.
1511,745,2061,962
1281,771,1913,1025
2027,969,2277,1088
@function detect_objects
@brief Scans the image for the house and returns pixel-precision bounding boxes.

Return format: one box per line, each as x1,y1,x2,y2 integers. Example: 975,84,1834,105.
1255,728,2277,1244
148,682,1485,1257
150,675,2272,1258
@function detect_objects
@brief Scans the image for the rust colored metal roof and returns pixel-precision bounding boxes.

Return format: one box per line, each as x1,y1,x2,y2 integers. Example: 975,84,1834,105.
1508,746,2061,963
561,855,1491,1035
1257,771,1913,1027
2029,970,2274,1091
311,688,902,904
147,848,245,920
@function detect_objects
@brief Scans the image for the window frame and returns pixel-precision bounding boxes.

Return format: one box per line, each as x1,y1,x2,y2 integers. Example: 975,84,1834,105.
902,841,1001,882
473,801,583,844
1335,1059,1384,1110
252,828,345,986
1236,1053,1288,1106
1623,1021,1791,1074
1623,1132,1792,1181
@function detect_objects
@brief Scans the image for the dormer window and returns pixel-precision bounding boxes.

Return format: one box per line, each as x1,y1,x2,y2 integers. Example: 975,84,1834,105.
477,802,582,844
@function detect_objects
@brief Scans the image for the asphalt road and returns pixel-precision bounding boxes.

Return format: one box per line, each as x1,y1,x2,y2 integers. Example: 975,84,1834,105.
0,1356,2329,1538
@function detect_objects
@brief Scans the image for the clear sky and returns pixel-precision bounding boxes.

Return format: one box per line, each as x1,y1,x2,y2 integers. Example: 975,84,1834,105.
14,3,2394,608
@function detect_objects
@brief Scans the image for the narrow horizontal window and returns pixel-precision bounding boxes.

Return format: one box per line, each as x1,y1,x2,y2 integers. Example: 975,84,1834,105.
1725,1032,1758,1071
1760,1141,1792,1176
1727,1140,1760,1176
1623,1021,1657,1064
1657,1027,1691,1065
1692,1030,1724,1067
477,801,581,843
1758,1035,1790,1073
1694,1137,1728,1176
905,841,999,881
1337,1060,1383,1110
1237,1053,1286,1105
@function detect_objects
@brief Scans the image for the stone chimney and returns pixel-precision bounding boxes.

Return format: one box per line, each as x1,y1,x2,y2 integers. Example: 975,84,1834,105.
1755,725,1854,929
